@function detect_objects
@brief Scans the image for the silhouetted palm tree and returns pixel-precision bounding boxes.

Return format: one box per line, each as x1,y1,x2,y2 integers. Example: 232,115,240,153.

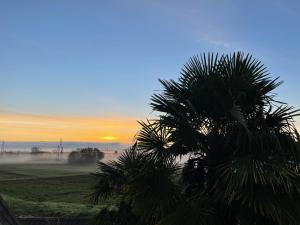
93,53,300,225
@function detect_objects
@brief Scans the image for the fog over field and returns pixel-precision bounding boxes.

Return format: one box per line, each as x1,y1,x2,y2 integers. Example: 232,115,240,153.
0,141,127,163
0,151,122,164
1,141,128,152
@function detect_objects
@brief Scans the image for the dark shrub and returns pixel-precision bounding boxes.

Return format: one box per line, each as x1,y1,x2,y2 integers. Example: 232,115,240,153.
31,146,43,154
91,202,137,225
68,147,104,164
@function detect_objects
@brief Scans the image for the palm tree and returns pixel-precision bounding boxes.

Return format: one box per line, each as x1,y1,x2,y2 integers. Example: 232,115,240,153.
93,52,300,225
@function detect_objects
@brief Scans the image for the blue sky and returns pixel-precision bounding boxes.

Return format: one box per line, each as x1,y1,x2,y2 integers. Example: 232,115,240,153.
1,0,300,119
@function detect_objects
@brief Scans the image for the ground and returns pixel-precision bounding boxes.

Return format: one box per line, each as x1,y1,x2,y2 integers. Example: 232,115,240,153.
0,163,117,218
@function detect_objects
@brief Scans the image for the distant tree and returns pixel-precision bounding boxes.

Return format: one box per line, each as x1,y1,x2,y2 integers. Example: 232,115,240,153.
68,151,81,163
68,147,104,164
92,53,300,225
31,146,42,154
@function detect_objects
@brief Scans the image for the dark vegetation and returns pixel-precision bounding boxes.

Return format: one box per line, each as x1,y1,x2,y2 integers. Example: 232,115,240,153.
31,146,45,154
68,148,104,164
92,53,300,225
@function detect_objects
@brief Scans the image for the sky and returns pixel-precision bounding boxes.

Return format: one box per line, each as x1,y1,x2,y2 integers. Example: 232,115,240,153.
0,0,300,143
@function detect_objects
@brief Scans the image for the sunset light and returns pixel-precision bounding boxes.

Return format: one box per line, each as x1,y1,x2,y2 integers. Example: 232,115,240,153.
0,111,140,144
1,1,300,223
100,136,117,141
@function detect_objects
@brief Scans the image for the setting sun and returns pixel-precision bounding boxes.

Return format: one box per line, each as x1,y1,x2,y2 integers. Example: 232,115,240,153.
101,136,117,141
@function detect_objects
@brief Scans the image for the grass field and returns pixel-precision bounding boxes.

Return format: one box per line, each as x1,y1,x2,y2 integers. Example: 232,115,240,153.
0,163,118,217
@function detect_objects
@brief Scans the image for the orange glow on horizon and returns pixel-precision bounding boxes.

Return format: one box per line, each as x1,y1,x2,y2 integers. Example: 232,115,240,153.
100,136,117,141
0,111,141,144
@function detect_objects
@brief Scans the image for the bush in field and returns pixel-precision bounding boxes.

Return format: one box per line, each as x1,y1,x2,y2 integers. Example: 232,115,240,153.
68,148,104,164
31,146,43,154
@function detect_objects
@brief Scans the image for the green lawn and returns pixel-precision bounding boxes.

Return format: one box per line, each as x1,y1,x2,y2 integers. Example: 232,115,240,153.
0,163,96,179
0,163,117,217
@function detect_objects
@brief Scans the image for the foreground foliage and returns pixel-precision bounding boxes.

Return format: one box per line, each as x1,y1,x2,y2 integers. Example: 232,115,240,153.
93,53,300,225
